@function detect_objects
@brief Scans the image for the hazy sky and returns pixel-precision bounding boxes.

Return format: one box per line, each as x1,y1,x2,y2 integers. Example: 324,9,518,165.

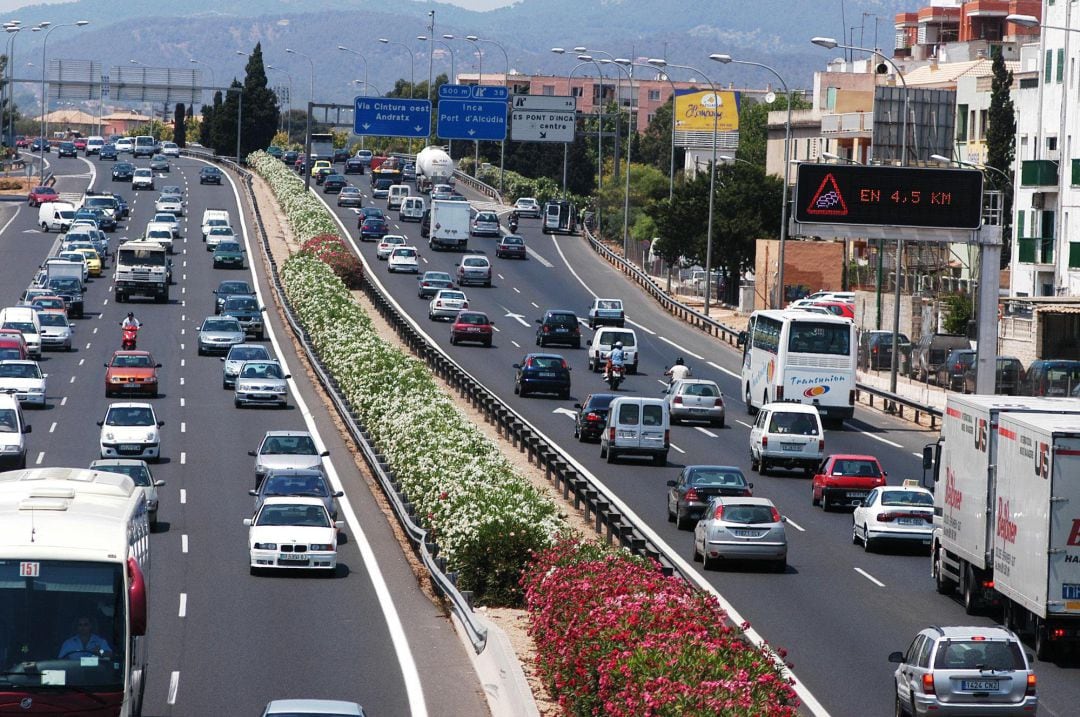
0,0,519,13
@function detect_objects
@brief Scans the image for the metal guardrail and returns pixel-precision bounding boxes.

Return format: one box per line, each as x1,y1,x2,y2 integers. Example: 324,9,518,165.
452,170,503,205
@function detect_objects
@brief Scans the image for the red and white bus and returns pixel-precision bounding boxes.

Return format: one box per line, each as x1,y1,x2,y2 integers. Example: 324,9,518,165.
0,468,150,715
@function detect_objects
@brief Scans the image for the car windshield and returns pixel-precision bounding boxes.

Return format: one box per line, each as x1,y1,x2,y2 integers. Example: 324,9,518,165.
527,356,564,370
502,237,523,246
457,314,488,325
262,435,317,455
263,474,329,497
225,298,259,311
218,282,251,294
105,406,155,426
425,273,451,283
680,382,719,397
240,362,284,379
463,258,488,268
96,463,151,486
392,248,416,258
154,214,175,222
477,213,497,222
596,300,622,310
228,346,269,361
3,322,35,334
880,490,933,507
202,319,241,332
111,354,153,368
788,322,851,356
216,242,241,252
255,504,331,528
546,313,576,326
720,504,778,525
768,412,819,436
830,459,879,476
209,227,234,236
932,639,1025,671
0,363,39,378
381,237,405,246
0,409,19,432
38,314,68,327
687,469,745,487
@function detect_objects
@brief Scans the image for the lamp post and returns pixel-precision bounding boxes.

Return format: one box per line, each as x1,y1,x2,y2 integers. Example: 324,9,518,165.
379,38,417,154
633,61,678,202
422,35,456,154
600,57,636,262
189,57,215,93
40,20,88,177
130,60,158,127
711,54,793,310
5,25,25,151
553,48,603,232
561,60,590,196
351,80,384,96
266,65,293,142
287,47,315,189
579,48,627,183
468,35,509,193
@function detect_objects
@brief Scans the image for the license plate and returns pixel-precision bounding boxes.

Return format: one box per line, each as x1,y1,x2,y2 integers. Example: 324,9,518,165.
124,383,141,389
781,443,802,452
898,518,923,526
961,680,998,691
278,554,308,562
690,408,707,414
119,444,142,452
732,529,760,538
539,372,556,378
846,492,866,498
466,327,481,333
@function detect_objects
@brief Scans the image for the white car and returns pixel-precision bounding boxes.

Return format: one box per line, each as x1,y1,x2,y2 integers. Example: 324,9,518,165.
376,234,407,260
261,699,365,717
851,480,935,552
152,212,181,238
97,402,163,462
154,194,184,216
387,246,420,273
513,197,541,218
428,289,469,321
206,225,237,250
90,459,165,529
244,497,343,574
0,360,47,407
160,141,180,157
114,137,134,154
748,402,824,477
131,168,154,190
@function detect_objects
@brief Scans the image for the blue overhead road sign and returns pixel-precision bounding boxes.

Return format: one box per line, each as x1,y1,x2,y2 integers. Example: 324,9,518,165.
437,84,507,141
353,96,431,138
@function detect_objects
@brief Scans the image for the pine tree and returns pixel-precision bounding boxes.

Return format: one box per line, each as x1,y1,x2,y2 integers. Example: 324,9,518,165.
986,48,1016,267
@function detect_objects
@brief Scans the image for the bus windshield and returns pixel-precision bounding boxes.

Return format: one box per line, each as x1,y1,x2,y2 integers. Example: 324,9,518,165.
787,321,851,356
0,559,125,690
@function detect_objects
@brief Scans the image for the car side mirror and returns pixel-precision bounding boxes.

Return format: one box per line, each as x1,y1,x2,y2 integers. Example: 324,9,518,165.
922,445,935,472
781,516,788,523
157,421,164,427
334,491,344,498
334,521,345,530
96,421,103,427
665,480,676,487
747,482,754,490
243,518,253,527
883,471,888,477
320,450,330,457
888,651,905,664
736,331,747,348
512,363,521,369
247,450,257,457
534,319,541,324
23,424,31,434
284,374,292,380
155,363,162,368
573,403,582,408
248,489,257,496
103,363,109,368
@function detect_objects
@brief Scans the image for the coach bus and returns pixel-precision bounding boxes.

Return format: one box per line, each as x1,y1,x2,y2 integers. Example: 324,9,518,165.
738,309,857,425
0,467,150,715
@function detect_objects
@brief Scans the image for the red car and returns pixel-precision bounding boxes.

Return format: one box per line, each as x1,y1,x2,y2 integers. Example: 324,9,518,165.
73,137,88,151
27,185,59,207
811,300,855,320
104,350,162,398
449,311,494,347
812,454,887,511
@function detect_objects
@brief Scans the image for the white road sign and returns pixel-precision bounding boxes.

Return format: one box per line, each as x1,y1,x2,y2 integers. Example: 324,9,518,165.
511,95,577,112
511,110,576,143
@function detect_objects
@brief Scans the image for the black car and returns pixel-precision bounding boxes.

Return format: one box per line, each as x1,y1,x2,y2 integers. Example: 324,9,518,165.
420,209,431,238
1022,359,1080,397
73,208,116,232
113,194,130,218
282,150,299,166
99,143,118,160
199,166,223,185
513,353,572,399
535,310,581,349
666,465,753,530
213,280,255,314
30,137,49,152
935,349,976,392
573,393,617,442
344,157,366,174
332,148,350,163
221,295,265,340
322,174,347,193
111,162,135,181
417,271,455,299
858,330,911,372
962,356,1024,395
314,166,334,185
57,141,77,158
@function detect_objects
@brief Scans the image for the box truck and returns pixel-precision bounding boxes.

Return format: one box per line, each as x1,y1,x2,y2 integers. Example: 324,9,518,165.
427,199,470,251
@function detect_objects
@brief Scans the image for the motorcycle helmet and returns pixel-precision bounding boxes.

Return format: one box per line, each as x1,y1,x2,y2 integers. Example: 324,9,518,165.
675,357,684,365
614,341,623,349
126,312,134,319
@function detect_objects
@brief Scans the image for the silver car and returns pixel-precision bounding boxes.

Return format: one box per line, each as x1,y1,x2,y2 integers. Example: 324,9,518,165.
90,458,165,529
153,212,182,237
692,496,787,572
234,360,290,408
249,430,328,487
220,343,271,389
249,468,343,519
154,194,184,216
197,316,245,355
471,210,500,237
37,312,73,351
664,379,725,428
428,289,469,321
456,255,492,287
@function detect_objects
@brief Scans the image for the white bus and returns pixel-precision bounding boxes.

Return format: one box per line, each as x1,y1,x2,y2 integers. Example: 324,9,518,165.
738,309,857,424
0,468,150,715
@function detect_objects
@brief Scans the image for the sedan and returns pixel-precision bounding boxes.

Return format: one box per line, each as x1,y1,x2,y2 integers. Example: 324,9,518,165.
37,312,73,351
90,458,165,529
417,271,454,299
322,174,347,193
852,481,935,552
428,289,469,321
449,311,493,347
337,186,363,207
212,241,246,269
513,353,571,399
343,157,366,174
152,212,181,237
262,700,365,717
812,454,887,511
234,359,290,408
213,280,254,314
221,343,271,389
149,154,170,172
27,185,59,207
197,316,245,355
249,430,328,488
692,496,787,572
98,144,118,160
104,350,161,398
244,497,342,574
495,234,526,259
97,402,164,462
131,168,154,190
112,163,135,181
357,206,384,223
572,393,616,443
0,360,47,407
199,166,223,184
359,217,388,241
664,379,725,427
667,465,753,530
221,295,264,339
376,235,407,260
154,194,184,216
160,141,180,157
206,225,237,250
471,211,501,237
513,197,541,218
387,246,419,273
29,137,50,152
249,468,343,520
431,184,453,201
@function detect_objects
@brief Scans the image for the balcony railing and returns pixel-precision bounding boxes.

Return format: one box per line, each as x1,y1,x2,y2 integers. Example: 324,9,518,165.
1021,159,1059,187
820,111,873,134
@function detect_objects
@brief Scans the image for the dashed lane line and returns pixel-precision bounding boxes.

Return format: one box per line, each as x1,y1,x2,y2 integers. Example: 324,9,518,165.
736,419,753,429
179,488,186,503
669,443,685,454
844,424,903,449
707,360,740,380
35,452,44,465
181,534,188,553
178,593,187,618
854,568,885,587
785,517,806,532
49,422,56,433
694,427,717,438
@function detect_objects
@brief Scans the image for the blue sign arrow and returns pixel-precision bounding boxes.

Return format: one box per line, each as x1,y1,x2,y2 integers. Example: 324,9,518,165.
353,97,432,138
471,85,507,100
437,98,507,141
438,84,473,100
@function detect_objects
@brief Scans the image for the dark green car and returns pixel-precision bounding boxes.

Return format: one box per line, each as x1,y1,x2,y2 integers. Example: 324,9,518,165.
212,240,245,269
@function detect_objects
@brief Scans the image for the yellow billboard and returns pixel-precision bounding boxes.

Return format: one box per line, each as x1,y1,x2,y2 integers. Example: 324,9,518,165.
674,90,741,132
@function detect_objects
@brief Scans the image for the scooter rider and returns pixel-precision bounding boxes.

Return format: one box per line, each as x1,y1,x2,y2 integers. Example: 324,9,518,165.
664,357,691,384
604,341,626,379
508,210,519,233
120,312,141,330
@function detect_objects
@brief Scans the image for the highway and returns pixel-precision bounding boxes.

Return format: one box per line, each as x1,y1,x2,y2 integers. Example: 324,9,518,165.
0,153,486,715
313,170,1080,717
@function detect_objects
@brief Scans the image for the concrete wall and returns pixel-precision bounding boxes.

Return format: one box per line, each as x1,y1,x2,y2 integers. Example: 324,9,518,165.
754,239,844,309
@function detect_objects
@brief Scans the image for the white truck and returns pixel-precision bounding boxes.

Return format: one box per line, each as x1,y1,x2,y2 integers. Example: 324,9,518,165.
927,395,1080,621
415,146,454,194
993,412,1080,659
113,240,169,303
427,199,470,251
141,222,175,254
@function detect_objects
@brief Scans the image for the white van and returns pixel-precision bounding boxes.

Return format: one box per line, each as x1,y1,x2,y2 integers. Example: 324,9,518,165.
599,396,670,466
142,222,175,253
399,196,425,222
748,402,825,477
0,393,31,470
587,326,639,374
38,201,76,232
201,209,231,238
387,184,410,210
0,306,43,359
133,135,156,158
85,136,105,155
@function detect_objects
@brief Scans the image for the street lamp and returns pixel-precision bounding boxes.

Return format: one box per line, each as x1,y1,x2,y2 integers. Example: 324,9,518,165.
710,53,794,310
468,35,510,193
337,45,370,151
650,58,721,315
600,57,636,261
561,60,591,195
553,48,605,234
266,65,293,142
378,38,415,97
40,20,88,178
423,35,456,153
189,57,216,93
287,47,316,189
4,25,26,149
351,79,384,97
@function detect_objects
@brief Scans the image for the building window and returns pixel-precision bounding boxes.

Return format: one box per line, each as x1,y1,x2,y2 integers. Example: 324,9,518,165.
1046,49,1053,84
1058,49,1066,83
1048,136,1058,152
1070,243,1080,269
956,104,969,141
826,86,837,110
1072,158,1080,185
571,86,583,97
648,89,661,101
542,85,555,96
647,112,656,124
978,110,988,140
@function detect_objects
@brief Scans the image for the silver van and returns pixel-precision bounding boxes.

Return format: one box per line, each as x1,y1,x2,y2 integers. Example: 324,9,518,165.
599,397,669,466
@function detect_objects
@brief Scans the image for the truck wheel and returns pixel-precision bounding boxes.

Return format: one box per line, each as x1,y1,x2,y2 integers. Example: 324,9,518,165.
114,291,124,303
962,565,980,615
933,551,956,594
1035,618,1055,661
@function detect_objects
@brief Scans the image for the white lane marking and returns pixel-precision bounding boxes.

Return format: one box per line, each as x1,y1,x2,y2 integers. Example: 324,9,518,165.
512,287,521,294
491,325,500,332
669,443,685,454
511,340,521,348
785,517,806,532
549,232,599,299
530,301,539,309
844,424,903,449
694,427,718,438
626,319,656,335
553,407,577,419
178,593,187,618
0,203,22,237
179,488,186,503
181,534,188,553
78,358,84,366
181,314,185,321
180,452,186,465
656,379,667,386
102,299,109,306
60,396,67,406
181,286,185,294
179,377,185,386
855,567,885,587
92,327,98,334
180,397,185,407
69,376,75,384
525,246,553,267
35,452,44,465
180,343,184,350
49,422,57,433
85,342,92,350
497,273,505,280
180,328,185,335
180,422,186,433
707,360,740,380
912,451,923,458
421,256,429,264
180,359,185,367
736,419,753,429
167,671,180,705
502,310,530,327
659,336,704,360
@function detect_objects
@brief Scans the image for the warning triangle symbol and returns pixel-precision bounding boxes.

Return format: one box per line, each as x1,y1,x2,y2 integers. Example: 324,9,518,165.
806,172,849,216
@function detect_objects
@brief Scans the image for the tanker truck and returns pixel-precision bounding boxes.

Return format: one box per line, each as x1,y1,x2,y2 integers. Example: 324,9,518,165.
415,146,454,193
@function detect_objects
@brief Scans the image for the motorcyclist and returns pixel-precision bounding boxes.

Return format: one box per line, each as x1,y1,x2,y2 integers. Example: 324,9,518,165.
664,357,692,384
605,341,626,380
120,312,141,330
508,210,519,233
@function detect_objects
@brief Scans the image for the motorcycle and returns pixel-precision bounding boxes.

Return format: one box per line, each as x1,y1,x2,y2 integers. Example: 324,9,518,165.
508,217,519,233
121,325,139,350
605,363,625,391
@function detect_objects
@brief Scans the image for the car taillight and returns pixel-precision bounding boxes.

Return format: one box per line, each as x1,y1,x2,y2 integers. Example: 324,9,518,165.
769,507,781,522
872,346,879,354
608,427,615,441
955,362,963,371
560,359,569,370
463,302,469,309
543,326,550,333
435,301,442,307
714,397,724,407
818,439,825,452
922,673,935,695
776,386,784,401
685,487,700,502
663,429,669,446
715,505,726,519
673,395,683,404
1026,673,1037,696
762,436,768,448
586,412,601,422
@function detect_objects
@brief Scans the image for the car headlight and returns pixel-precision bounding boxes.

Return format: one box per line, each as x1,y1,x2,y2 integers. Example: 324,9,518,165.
110,377,124,383
253,542,277,550
310,544,333,551
145,377,157,383
145,499,159,511
1,445,19,453
104,432,115,441
146,432,156,441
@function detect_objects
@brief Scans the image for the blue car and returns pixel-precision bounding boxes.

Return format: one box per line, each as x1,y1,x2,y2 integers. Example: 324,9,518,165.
513,353,572,399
